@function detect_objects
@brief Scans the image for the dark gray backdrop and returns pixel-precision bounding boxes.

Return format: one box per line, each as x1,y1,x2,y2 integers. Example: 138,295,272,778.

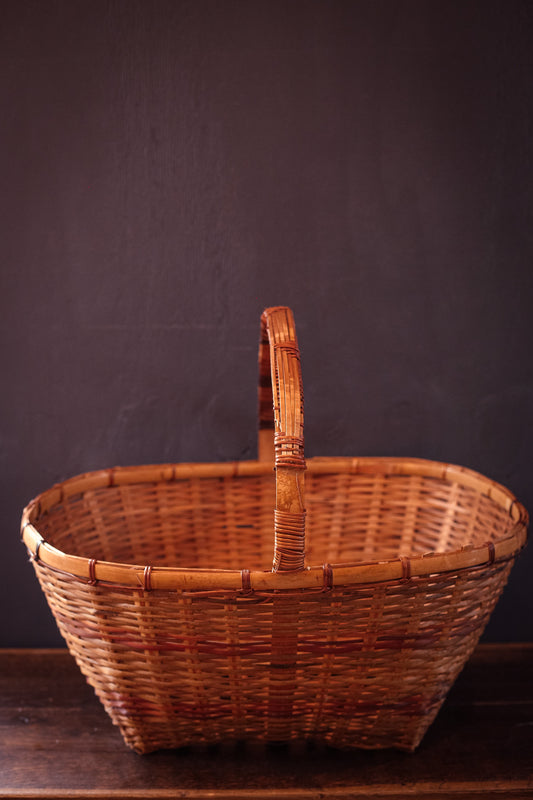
1,0,532,645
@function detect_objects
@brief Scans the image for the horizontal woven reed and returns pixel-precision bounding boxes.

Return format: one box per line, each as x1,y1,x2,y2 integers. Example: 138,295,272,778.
21,307,528,754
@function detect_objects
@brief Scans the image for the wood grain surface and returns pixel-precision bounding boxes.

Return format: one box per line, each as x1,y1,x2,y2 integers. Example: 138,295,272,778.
1,644,532,798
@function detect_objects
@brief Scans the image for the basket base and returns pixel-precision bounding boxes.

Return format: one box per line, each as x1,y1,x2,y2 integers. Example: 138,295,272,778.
111,709,435,755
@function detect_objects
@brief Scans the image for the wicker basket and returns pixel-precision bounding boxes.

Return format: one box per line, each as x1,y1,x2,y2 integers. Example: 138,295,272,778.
22,306,528,754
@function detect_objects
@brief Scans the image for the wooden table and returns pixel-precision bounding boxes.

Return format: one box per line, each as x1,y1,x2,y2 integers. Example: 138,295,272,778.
1,644,532,799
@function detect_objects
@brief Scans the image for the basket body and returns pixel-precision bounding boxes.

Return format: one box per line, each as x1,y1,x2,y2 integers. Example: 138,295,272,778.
26,457,525,754
22,307,528,753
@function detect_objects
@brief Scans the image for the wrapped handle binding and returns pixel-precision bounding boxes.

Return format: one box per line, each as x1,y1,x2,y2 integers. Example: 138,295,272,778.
258,307,306,572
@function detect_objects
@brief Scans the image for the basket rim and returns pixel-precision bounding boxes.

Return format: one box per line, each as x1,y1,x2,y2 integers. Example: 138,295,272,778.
21,455,528,592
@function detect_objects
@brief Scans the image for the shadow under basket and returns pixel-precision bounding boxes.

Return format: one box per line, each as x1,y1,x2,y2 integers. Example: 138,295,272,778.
21,307,528,754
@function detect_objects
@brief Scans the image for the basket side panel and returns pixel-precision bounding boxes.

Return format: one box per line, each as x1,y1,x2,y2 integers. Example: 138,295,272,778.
305,473,514,564
36,476,276,571
30,556,514,753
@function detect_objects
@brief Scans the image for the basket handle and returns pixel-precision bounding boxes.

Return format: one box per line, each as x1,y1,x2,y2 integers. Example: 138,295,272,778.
258,307,306,572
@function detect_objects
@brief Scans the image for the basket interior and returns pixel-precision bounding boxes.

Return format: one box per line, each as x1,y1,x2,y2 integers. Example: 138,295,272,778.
35,470,515,571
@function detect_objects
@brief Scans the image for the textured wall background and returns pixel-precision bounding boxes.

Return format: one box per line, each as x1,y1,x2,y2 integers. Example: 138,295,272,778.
1,0,532,645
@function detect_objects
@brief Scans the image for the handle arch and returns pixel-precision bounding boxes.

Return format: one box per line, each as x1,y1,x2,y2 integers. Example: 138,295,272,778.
258,307,306,572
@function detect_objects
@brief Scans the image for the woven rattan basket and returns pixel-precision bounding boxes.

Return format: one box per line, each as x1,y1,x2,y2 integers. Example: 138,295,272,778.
22,306,528,754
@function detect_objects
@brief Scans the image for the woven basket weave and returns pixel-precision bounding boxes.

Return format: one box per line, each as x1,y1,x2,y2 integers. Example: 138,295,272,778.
22,306,528,754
